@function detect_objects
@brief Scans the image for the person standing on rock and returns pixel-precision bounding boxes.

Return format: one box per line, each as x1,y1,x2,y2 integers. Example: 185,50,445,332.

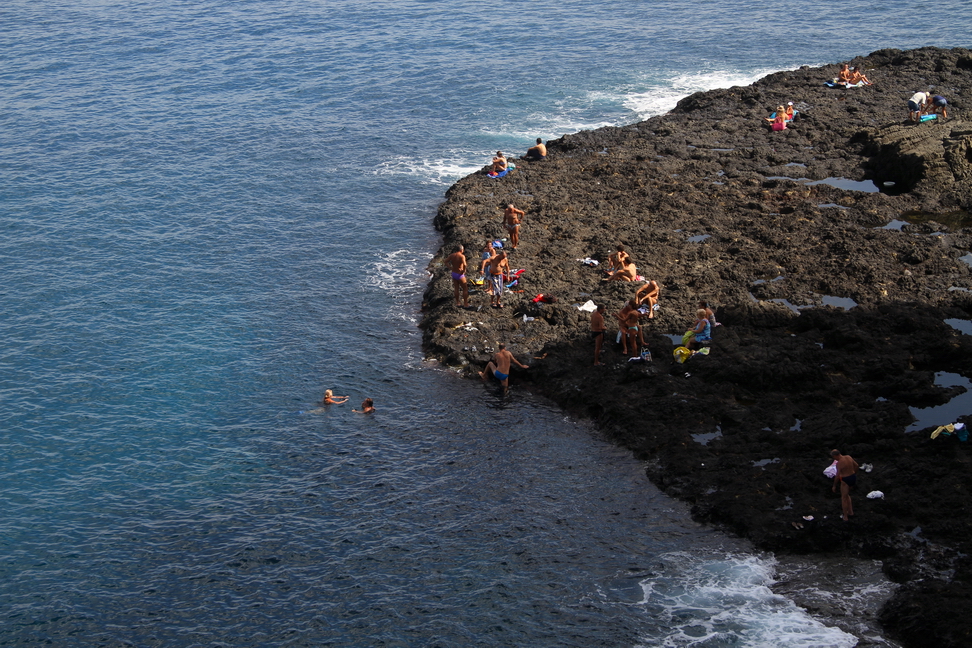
480,343,528,393
831,449,860,521
480,240,497,295
591,304,607,365
486,250,510,308
908,91,929,123
616,299,644,355
447,245,469,308
504,204,525,249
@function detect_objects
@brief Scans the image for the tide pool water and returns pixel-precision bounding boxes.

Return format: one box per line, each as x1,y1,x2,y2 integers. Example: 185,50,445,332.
3,0,968,645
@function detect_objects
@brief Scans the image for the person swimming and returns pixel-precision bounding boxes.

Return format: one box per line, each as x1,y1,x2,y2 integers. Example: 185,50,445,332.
321,389,349,405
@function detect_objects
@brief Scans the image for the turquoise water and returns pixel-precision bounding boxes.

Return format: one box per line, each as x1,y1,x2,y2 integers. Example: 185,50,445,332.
3,0,969,645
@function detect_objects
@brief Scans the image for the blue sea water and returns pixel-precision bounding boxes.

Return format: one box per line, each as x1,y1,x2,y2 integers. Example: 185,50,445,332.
2,1,969,645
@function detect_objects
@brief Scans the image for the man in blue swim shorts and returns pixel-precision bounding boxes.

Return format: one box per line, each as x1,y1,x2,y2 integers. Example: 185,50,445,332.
479,342,528,393
447,245,469,308
830,449,860,521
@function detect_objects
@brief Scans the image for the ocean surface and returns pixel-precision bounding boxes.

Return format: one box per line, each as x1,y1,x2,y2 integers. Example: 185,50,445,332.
2,1,969,645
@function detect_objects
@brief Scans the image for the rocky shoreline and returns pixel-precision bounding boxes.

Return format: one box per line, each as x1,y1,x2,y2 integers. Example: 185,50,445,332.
421,47,972,647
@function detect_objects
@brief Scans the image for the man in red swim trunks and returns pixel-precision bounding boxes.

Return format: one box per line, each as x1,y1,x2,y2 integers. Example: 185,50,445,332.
831,449,860,521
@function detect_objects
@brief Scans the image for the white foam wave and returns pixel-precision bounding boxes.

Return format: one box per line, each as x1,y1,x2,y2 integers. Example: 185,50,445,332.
624,67,794,120
373,67,799,186
366,247,432,292
373,154,483,186
637,553,857,648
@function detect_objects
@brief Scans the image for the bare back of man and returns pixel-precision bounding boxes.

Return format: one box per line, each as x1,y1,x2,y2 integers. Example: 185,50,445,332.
479,343,527,392
607,259,636,282
447,246,469,307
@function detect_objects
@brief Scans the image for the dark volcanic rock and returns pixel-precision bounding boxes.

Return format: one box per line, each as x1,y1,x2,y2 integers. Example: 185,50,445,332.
422,47,972,647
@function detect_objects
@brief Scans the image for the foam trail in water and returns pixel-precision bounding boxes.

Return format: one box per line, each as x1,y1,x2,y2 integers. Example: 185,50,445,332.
625,67,793,120
373,154,484,186
637,553,857,648
375,67,797,186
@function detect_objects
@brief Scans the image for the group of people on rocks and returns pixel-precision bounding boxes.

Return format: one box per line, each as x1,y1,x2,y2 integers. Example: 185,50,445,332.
468,137,865,528
836,61,950,122
462,139,724,385
768,62,951,131
907,90,949,122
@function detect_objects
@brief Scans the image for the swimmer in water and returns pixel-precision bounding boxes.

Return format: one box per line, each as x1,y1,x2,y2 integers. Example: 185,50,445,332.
321,389,349,405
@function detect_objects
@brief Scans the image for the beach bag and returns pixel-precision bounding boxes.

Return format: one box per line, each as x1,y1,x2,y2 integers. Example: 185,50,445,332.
673,346,692,364
681,330,695,347
824,460,838,479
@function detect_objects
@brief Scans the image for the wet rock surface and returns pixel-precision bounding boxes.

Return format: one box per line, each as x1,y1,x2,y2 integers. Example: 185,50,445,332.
422,47,972,648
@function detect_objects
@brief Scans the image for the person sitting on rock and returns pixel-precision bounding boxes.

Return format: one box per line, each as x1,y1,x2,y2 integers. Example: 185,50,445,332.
765,106,787,130
606,245,629,277
686,308,712,350
636,280,661,317
699,300,719,328
606,257,637,282
849,67,871,85
491,151,508,174
837,63,853,86
523,137,547,161
784,102,795,120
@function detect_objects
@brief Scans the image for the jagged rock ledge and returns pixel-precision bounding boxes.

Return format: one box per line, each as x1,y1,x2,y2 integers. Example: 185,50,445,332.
421,47,972,647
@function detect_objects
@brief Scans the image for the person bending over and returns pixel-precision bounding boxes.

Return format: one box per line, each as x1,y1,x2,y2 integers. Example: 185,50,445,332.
479,343,528,393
